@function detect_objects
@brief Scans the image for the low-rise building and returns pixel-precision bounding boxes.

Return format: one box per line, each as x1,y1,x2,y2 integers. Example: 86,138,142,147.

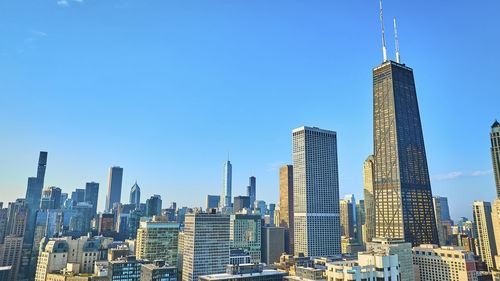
326,252,400,281
141,260,177,281
199,264,287,281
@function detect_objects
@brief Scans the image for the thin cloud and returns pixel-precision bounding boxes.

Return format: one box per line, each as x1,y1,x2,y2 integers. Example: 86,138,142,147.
434,171,464,181
57,0,69,6
472,169,493,176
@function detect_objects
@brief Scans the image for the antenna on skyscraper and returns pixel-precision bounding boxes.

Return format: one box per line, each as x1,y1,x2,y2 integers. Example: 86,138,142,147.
380,0,387,62
394,18,400,63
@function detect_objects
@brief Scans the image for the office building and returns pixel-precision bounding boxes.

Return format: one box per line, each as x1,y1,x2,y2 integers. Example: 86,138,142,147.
229,249,251,265
491,199,500,264
182,212,230,281
366,237,414,281
472,201,497,269
220,160,232,209
355,200,365,244
413,244,478,281
98,213,115,236
372,54,439,246
130,182,141,208
341,237,364,254
199,264,286,281
0,202,27,281
146,195,162,217
233,196,251,213
141,260,178,281
433,197,446,246
108,256,144,281
435,196,452,222
206,195,220,212
84,182,99,217
105,166,123,211
363,155,375,244
71,189,85,203
262,226,285,265
492,121,500,198
292,126,340,256
247,176,256,209
136,216,179,266
40,186,62,210
326,252,400,281
230,214,261,263
340,199,354,238
279,165,294,255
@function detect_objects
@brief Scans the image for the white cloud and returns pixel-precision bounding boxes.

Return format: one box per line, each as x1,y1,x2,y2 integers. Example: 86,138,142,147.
434,171,464,180
74,0,84,2
472,169,493,176
57,0,69,6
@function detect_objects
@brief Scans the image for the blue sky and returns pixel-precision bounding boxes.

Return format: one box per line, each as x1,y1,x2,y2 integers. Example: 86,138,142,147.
1,0,499,220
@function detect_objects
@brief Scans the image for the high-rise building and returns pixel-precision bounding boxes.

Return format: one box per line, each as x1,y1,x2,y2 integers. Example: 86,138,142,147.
413,244,478,281
40,186,62,210
435,196,451,222
372,58,438,246
247,176,256,209
0,202,27,281
105,166,123,211
206,195,220,212
220,160,232,209
136,216,179,266
24,152,47,250
292,126,340,256
230,214,261,263
491,199,500,265
472,201,497,269
71,188,85,203
363,155,375,244
84,182,99,217
355,200,365,244
182,212,230,281
98,213,115,236
130,181,141,208
491,120,500,198
366,237,414,281
146,195,162,217
261,226,285,265
327,251,400,281
339,200,354,238
233,196,251,213
344,194,356,225
279,165,294,255
433,197,446,246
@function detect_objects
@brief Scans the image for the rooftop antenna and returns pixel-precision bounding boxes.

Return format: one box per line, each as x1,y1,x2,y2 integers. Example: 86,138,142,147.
380,0,387,62
394,18,400,63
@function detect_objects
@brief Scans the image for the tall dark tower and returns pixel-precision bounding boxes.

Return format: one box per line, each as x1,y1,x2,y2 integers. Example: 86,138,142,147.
372,2,438,246
491,120,500,198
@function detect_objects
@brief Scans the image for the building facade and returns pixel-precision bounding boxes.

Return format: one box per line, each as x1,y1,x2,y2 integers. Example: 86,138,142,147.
279,165,294,255
105,166,123,211
292,126,341,256
366,237,414,281
84,182,99,217
339,200,354,238
130,182,141,208
262,226,285,265
136,216,179,266
363,155,375,244
230,214,261,263
492,121,500,198
247,176,256,209
220,160,232,209
472,201,497,269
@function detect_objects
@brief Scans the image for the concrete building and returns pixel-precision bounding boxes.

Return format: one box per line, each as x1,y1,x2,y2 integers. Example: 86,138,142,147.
279,165,294,255
413,244,478,281
105,166,123,211
199,263,286,281
366,237,414,281
326,251,400,281
363,155,375,244
141,260,177,281
262,226,285,265
136,216,179,266
292,126,341,256
230,214,261,263
472,201,497,269
182,212,230,281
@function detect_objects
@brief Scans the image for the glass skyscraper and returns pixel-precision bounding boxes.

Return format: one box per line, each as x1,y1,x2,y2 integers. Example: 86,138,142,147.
220,160,232,209
105,166,123,211
292,126,340,256
491,120,500,198
373,60,438,246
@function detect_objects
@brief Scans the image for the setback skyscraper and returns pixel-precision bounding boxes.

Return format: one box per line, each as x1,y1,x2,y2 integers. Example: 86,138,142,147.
220,160,232,209
292,126,341,256
246,176,256,208
279,164,294,254
105,166,123,211
372,55,438,245
491,120,500,198
130,181,141,208
24,152,48,244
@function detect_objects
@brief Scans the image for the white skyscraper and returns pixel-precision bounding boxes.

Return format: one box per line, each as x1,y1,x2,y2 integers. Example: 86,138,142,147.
220,160,232,209
292,126,341,257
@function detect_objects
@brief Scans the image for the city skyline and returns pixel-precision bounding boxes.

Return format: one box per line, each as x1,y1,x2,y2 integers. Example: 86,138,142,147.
1,0,499,220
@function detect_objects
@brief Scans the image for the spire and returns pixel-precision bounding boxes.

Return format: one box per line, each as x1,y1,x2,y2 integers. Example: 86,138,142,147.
394,18,400,63
380,0,387,62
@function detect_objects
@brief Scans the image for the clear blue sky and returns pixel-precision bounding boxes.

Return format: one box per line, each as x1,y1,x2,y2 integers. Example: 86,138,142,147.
1,0,499,220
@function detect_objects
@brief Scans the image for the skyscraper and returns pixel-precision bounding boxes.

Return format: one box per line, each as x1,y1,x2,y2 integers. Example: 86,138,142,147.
472,201,497,269
182,212,230,281
136,216,179,266
355,200,365,244
292,126,340,256
372,58,438,246
84,182,99,217
246,176,256,208
436,196,451,222
24,152,47,244
130,181,141,208
206,195,220,212
220,160,232,209
229,214,261,263
233,196,250,213
432,197,445,246
279,164,294,255
105,166,123,211
339,200,354,238
363,155,375,244
40,186,62,210
491,120,500,198
146,195,162,217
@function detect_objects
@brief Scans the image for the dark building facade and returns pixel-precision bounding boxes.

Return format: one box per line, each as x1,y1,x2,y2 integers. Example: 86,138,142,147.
85,182,100,217
106,166,124,211
491,121,500,198
373,60,438,246
246,176,256,209
233,196,251,213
